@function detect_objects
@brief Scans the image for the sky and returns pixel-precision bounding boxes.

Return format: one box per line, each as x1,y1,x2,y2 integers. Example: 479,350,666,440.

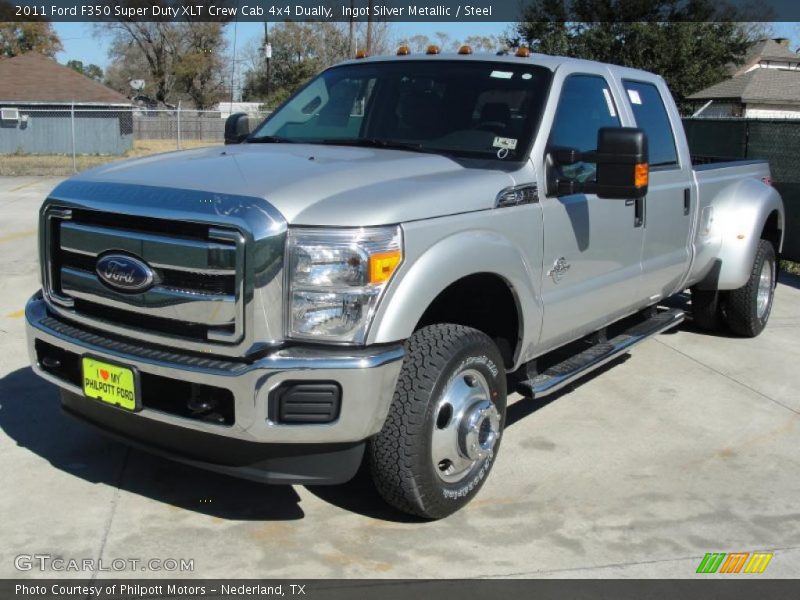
54,21,514,69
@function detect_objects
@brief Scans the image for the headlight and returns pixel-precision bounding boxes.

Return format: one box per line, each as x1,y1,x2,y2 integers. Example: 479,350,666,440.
287,226,402,343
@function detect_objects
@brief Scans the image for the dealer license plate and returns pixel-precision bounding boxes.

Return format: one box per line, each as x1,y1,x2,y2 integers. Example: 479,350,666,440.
82,357,138,411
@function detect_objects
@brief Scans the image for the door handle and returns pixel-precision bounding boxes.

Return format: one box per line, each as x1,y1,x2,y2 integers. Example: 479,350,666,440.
683,188,691,216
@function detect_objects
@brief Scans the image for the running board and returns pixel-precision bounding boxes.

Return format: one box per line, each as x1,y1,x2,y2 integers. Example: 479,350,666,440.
517,308,684,399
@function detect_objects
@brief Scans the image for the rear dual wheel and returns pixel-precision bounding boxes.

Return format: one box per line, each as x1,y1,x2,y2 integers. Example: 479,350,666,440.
691,239,776,338
369,324,506,519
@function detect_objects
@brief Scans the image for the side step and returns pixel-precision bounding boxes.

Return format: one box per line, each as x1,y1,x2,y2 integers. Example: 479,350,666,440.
517,308,684,399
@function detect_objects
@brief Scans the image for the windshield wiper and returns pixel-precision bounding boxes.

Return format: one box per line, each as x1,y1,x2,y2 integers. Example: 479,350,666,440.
246,135,296,143
317,138,428,152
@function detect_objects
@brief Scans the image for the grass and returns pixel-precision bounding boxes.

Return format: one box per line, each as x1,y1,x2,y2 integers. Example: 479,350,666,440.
782,260,800,275
0,139,221,177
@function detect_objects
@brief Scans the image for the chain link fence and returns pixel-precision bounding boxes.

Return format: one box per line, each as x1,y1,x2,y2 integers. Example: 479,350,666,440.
683,118,800,262
0,106,270,177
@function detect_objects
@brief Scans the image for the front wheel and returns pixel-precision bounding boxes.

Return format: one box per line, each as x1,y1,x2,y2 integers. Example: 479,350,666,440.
723,239,777,337
369,324,507,519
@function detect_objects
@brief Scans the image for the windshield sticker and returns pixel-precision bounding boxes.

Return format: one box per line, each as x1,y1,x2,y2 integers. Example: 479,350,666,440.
602,88,617,117
493,136,518,150
627,89,642,104
490,70,514,79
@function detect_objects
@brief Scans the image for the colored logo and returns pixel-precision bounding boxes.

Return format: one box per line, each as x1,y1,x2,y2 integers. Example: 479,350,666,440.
696,552,773,574
96,254,155,293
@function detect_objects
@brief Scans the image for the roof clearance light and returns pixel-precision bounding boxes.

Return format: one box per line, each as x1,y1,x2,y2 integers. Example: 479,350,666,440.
397,45,411,56
515,46,531,58
458,45,473,55
426,45,441,55
355,50,368,59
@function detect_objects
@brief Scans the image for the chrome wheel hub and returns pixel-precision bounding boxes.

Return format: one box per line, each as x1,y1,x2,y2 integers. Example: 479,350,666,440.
756,258,774,319
431,369,501,483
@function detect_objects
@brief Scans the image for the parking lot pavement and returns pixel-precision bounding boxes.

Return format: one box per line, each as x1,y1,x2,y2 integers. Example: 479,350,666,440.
1,175,798,579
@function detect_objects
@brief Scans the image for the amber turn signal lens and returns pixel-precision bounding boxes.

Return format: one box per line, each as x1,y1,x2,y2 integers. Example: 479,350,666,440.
396,45,410,56
635,163,649,187
355,50,368,59
515,47,531,57
458,45,473,55
369,250,402,284
426,45,441,55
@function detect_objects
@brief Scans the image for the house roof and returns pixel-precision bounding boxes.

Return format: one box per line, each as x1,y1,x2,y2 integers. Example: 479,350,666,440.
0,53,129,105
731,38,800,76
688,68,800,106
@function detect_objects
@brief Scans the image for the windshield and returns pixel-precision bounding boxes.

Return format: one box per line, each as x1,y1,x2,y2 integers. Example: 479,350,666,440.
249,60,553,162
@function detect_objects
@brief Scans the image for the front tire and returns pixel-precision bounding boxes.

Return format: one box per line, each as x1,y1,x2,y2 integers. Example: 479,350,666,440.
369,324,507,519
723,239,777,337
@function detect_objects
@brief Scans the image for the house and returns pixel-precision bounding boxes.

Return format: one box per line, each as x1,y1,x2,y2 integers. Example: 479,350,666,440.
0,52,132,155
688,38,800,119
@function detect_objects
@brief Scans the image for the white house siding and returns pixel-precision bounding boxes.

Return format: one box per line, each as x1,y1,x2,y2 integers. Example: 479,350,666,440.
744,104,800,119
695,102,741,118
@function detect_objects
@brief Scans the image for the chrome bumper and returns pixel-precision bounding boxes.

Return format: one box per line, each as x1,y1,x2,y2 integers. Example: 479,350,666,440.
25,294,404,445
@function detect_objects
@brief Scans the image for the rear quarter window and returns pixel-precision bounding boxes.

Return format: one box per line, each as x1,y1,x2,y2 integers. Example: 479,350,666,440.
622,80,679,168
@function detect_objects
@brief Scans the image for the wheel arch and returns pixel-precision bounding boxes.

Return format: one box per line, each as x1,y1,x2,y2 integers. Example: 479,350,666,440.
711,178,784,290
367,230,541,370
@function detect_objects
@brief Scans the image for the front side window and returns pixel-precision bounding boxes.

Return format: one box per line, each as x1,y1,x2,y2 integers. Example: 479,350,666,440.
249,61,553,163
548,74,621,183
622,80,679,167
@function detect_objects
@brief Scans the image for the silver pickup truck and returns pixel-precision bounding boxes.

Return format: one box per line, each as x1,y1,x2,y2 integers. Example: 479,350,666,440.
26,50,785,519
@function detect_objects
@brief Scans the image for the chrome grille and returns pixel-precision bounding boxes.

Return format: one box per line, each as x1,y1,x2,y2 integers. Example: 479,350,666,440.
43,207,245,348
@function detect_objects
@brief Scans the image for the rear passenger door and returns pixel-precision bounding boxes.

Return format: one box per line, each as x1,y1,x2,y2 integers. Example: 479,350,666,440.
621,79,693,301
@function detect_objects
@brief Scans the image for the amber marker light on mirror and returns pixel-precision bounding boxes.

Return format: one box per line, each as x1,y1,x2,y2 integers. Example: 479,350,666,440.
369,250,402,284
635,163,649,188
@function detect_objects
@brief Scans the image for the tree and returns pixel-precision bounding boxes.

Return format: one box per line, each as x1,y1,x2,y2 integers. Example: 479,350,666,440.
509,0,757,107
173,23,228,109
98,22,180,105
66,59,104,81
0,22,62,57
242,22,356,106
97,21,228,108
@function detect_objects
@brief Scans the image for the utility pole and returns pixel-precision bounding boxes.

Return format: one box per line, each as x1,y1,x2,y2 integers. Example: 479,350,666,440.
366,0,373,54
263,21,271,107
348,0,354,55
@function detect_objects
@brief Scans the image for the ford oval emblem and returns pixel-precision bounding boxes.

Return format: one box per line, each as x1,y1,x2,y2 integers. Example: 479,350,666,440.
96,254,155,293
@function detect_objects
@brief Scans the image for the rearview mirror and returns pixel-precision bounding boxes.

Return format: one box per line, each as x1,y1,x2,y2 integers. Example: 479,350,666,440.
224,112,250,144
550,127,649,200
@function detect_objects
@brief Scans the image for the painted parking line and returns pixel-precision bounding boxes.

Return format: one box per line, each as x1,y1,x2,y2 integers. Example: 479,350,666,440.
7,181,40,193
0,229,36,244
4,310,24,319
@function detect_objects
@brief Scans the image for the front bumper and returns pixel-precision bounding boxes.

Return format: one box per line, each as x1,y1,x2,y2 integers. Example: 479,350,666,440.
25,294,404,484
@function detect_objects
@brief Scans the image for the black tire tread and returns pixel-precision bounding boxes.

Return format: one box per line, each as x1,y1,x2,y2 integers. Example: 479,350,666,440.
369,324,502,519
723,239,775,338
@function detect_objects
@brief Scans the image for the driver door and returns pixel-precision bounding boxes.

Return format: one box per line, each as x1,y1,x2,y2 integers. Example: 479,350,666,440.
537,72,645,351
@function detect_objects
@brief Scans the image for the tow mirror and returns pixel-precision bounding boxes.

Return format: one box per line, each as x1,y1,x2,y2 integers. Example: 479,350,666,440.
549,127,649,199
224,112,250,144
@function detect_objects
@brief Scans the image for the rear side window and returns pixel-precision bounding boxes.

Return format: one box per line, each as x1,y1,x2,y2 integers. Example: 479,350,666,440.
549,74,621,183
623,80,679,168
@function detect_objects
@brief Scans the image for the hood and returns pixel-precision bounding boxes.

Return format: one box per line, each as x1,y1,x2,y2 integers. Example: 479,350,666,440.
72,143,518,226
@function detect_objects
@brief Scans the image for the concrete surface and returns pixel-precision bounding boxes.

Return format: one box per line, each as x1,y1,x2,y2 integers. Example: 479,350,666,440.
1,175,798,579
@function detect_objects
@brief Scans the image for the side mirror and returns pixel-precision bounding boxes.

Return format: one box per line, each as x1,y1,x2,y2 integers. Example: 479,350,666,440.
224,112,250,144
549,127,649,200
594,127,649,199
